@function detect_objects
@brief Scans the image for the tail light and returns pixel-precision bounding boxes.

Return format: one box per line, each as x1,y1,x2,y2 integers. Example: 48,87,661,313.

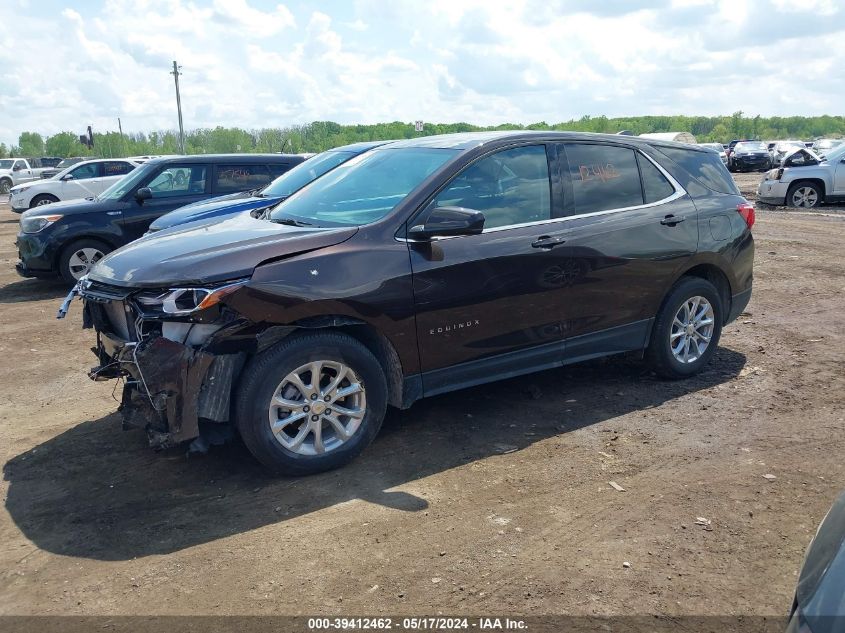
737,202,755,230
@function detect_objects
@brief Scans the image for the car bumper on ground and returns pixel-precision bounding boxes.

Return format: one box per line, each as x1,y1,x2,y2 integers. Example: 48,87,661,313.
757,179,789,205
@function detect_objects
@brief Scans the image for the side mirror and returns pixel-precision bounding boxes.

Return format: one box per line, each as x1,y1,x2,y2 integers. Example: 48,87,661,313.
408,206,485,240
13,164,22,171
135,187,153,203
61,174,74,181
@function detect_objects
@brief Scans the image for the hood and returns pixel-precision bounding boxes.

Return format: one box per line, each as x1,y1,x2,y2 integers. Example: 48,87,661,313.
19,196,110,219
88,211,358,288
148,194,282,232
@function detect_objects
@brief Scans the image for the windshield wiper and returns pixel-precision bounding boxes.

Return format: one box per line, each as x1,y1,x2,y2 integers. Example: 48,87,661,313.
270,216,313,227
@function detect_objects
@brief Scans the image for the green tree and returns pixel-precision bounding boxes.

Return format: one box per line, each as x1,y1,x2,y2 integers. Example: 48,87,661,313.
0,143,7,158
45,132,85,157
18,132,45,157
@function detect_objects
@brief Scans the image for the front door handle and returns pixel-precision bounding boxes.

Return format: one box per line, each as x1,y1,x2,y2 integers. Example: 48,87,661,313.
532,234,568,249
660,214,686,226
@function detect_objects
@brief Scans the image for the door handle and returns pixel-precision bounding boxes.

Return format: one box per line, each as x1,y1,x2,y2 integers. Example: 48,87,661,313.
660,214,686,226
532,234,568,249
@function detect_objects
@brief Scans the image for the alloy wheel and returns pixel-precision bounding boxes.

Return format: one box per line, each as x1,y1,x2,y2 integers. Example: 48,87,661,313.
67,247,105,279
268,360,366,456
791,186,818,208
670,296,715,364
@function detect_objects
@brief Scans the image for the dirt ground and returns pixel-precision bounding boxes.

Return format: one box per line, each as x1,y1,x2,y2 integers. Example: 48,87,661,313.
0,174,843,618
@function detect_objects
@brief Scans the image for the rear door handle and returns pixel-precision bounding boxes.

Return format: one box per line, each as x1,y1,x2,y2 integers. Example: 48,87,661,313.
660,214,686,226
532,234,568,249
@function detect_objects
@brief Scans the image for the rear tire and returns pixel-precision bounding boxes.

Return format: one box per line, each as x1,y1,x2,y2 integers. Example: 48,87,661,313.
646,277,723,379
58,238,111,284
235,332,388,476
30,194,60,208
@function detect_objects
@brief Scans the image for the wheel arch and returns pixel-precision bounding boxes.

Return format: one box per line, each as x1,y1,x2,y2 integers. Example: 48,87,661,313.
787,178,827,200
678,262,733,324
262,315,406,410
53,234,118,270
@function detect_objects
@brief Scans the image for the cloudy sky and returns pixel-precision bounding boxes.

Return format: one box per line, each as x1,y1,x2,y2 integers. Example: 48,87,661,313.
1,0,843,146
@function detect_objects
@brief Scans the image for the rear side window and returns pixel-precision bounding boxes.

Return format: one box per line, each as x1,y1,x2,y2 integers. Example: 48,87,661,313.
657,146,739,195
103,161,135,177
638,155,675,203
565,144,643,214
215,164,272,193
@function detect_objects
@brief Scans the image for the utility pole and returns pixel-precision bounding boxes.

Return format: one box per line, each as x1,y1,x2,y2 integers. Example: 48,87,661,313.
117,117,125,157
171,60,185,154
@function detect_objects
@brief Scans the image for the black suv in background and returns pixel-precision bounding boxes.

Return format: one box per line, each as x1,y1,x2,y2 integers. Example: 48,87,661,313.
17,154,305,282
67,132,754,475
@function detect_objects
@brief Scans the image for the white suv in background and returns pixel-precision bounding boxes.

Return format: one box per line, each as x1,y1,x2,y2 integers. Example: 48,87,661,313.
9,158,140,212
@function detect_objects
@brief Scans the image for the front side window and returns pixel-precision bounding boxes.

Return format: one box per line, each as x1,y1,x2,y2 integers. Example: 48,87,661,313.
431,145,551,230
14,160,27,171
146,165,207,198
215,164,272,193
565,144,643,214
70,163,100,180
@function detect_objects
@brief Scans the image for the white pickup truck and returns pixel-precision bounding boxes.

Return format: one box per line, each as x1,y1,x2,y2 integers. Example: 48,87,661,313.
0,158,53,194
9,158,140,211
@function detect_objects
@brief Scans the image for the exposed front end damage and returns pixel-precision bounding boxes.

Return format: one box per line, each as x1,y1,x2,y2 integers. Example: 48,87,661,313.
77,278,250,449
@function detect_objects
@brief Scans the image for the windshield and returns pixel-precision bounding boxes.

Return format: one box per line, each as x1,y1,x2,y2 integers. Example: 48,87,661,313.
0,160,13,169
262,150,355,198
735,142,767,152
821,143,845,163
97,162,157,201
269,148,458,227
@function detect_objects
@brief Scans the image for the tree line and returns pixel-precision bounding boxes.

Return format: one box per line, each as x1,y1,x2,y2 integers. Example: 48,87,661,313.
2,113,844,158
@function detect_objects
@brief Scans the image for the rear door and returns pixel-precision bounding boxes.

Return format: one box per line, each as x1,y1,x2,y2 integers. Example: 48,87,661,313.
552,142,698,356
409,144,575,392
121,163,210,241
96,161,136,195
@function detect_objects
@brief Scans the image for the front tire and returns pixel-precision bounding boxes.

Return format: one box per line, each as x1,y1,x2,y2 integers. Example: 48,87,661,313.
646,277,723,379
786,181,822,209
0,178,11,194
235,332,388,475
58,238,111,284
30,194,60,208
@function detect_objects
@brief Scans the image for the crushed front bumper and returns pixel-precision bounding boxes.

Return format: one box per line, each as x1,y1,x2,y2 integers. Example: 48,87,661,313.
78,283,249,449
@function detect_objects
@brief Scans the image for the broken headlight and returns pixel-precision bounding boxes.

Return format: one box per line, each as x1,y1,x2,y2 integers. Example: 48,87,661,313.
134,279,248,316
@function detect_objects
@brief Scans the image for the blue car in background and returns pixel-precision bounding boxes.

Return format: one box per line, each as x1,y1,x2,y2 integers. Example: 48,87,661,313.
147,141,393,233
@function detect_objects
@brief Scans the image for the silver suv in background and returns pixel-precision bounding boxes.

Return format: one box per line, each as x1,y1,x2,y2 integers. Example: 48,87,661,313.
811,138,843,159
769,141,807,168
757,144,845,208
698,142,728,165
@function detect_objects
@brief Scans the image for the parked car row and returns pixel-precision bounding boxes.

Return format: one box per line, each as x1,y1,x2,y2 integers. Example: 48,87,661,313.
16,153,306,281
27,131,756,478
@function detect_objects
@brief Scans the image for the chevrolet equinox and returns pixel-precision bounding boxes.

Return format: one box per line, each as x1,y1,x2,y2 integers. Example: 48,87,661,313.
60,132,755,475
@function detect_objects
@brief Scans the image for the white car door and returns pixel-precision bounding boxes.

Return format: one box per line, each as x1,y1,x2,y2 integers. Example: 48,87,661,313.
13,160,35,184
60,162,102,200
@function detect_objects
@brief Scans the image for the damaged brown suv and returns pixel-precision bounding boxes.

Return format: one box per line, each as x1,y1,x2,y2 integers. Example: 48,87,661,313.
60,131,754,475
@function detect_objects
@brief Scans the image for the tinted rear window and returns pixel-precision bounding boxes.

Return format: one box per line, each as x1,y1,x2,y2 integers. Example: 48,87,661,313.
656,146,739,195
564,143,643,214
638,155,675,203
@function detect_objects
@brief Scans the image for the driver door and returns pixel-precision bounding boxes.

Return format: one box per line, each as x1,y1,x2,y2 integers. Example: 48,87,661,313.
834,155,845,195
408,144,572,394
121,164,211,241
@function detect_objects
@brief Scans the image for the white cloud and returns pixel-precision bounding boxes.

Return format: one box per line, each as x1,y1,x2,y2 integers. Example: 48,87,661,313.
1,0,844,147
